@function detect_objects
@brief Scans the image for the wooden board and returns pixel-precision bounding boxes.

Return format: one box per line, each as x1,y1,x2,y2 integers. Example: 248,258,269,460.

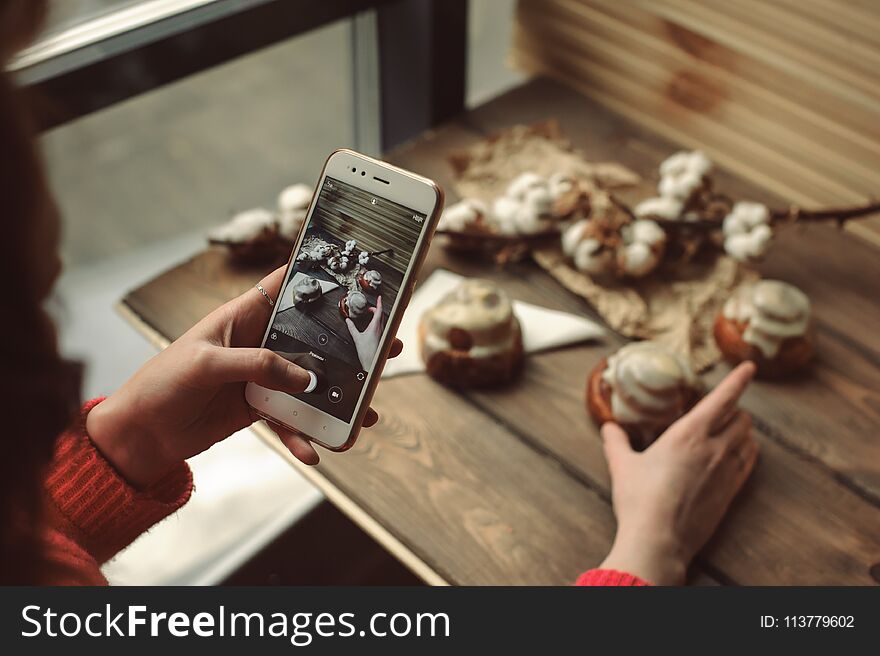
121,78,880,585
512,0,880,247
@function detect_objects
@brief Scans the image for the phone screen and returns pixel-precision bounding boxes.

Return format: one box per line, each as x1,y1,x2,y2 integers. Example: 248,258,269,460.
265,175,427,422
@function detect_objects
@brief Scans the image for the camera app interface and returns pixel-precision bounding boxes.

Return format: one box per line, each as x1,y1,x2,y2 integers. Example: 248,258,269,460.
267,176,426,422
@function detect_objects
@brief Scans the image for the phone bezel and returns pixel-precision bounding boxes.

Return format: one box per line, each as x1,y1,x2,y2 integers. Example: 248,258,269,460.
245,149,443,450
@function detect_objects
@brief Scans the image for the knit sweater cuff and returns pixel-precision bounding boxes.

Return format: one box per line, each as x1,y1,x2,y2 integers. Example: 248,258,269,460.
576,569,651,586
45,398,193,563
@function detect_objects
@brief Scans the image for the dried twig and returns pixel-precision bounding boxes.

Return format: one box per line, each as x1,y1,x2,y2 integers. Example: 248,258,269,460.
648,199,880,232
770,200,880,226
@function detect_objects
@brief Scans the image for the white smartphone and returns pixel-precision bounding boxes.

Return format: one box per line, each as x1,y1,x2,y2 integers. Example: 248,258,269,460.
246,149,444,451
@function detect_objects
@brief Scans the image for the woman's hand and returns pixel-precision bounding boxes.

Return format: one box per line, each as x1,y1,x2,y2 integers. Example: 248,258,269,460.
597,362,759,585
346,295,385,370
86,266,402,488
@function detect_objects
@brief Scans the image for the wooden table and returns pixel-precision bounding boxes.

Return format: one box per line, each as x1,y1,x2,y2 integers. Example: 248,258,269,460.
120,78,880,586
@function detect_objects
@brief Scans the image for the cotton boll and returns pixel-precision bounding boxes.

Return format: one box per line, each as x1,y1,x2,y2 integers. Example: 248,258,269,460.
312,244,333,260
344,239,358,254
619,242,657,277
548,172,576,199
657,150,713,200
562,221,612,276
573,239,612,276
493,196,522,235
723,201,770,234
724,224,773,262
562,220,589,257
658,151,690,178
522,186,554,216
278,184,313,213
618,219,666,277
439,198,488,231
512,205,544,234
722,201,772,262
629,219,666,246
358,251,370,266
506,172,545,200
210,208,276,242
634,196,684,221
659,150,712,179
328,255,350,271
658,170,701,199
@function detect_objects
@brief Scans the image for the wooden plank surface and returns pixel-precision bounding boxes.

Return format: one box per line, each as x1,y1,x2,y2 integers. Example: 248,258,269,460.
512,0,880,247
122,78,880,585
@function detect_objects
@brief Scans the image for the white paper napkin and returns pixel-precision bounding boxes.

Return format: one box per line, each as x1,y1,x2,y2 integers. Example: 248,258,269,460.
382,269,605,378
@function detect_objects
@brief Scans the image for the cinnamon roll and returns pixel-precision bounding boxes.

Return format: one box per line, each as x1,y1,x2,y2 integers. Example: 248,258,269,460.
292,276,322,307
587,342,703,450
339,290,370,321
419,279,523,387
714,280,813,376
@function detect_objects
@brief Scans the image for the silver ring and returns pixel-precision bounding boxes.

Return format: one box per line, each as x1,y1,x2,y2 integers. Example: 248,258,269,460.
255,284,275,307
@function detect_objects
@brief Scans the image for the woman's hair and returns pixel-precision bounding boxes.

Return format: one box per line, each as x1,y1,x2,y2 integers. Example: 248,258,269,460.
0,0,83,584
0,0,48,60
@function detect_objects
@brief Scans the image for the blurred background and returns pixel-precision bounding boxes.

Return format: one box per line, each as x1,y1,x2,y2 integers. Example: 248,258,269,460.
15,0,523,585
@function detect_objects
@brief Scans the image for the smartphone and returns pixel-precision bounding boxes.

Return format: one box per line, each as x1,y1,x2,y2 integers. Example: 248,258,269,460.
246,149,444,451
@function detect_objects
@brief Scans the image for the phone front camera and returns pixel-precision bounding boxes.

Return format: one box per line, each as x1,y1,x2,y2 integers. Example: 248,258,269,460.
351,167,356,173
361,171,366,176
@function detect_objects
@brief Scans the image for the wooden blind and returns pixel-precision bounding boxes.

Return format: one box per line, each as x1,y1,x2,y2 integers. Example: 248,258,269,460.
512,0,880,246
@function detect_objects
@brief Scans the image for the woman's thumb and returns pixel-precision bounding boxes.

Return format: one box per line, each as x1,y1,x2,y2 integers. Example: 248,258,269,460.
207,346,311,395
600,422,634,471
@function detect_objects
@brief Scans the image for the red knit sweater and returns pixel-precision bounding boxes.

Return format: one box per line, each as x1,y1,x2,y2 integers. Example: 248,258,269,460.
43,399,193,585
42,400,647,586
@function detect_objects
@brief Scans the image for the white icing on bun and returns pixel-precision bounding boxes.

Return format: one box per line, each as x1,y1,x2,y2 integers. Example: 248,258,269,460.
361,269,382,290
421,279,520,359
343,291,369,319
293,277,322,304
602,342,702,440
722,280,810,358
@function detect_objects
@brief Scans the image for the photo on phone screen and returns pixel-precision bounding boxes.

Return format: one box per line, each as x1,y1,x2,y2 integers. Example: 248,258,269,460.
265,175,426,422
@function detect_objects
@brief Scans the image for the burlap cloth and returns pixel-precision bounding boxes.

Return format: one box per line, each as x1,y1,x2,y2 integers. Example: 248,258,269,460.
449,121,756,371
450,121,640,201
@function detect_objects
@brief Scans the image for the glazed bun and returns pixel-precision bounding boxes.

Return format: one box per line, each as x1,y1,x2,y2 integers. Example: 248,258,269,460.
208,208,282,261
419,279,523,387
339,290,369,320
587,341,702,450
293,276,322,306
714,279,813,377
358,269,382,292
